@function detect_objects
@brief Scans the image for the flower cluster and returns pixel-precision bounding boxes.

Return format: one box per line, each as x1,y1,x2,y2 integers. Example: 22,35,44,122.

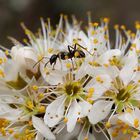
0,15,140,140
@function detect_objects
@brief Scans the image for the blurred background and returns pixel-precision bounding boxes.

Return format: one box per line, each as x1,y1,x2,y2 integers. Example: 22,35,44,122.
0,0,140,47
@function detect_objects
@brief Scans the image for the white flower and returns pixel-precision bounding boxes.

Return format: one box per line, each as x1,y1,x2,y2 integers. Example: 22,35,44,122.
86,50,140,126
44,69,95,132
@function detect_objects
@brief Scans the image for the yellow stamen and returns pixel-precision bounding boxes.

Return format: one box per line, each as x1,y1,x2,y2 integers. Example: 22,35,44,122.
103,18,110,23
63,118,68,123
8,128,14,134
48,48,53,53
38,93,44,99
105,122,111,128
93,22,99,27
86,98,94,104
96,76,103,83
5,50,9,56
32,85,38,91
93,39,98,44
66,63,72,69
0,58,3,64
84,136,88,140
134,118,139,128
114,24,119,29
0,70,5,78
27,101,34,110
87,88,94,98
38,106,45,113
121,25,126,30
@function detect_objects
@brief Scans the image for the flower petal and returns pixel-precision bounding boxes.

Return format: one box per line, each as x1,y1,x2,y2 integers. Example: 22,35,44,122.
44,95,65,127
32,116,55,140
119,52,138,85
96,49,121,65
78,101,92,117
88,100,113,124
67,100,81,132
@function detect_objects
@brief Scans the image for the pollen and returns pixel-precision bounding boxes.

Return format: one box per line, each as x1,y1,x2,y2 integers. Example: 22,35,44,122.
93,39,98,44
87,88,94,98
0,127,6,136
14,133,20,139
103,18,110,23
27,101,34,110
5,50,9,56
63,117,68,123
135,23,140,29
0,70,5,78
104,35,108,41
112,130,118,137
73,39,78,44
126,108,132,113
134,118,139,128
132,131,138,138
131,33,136,38
37,55,43,61
93,22,99,27
32,85,38,91
77,118,82,123
8,128,14,134
96,76,103,83
38,93,44,99
91,31,96,35
105,121,111,128
25,129,30,134
48,48,53,53
84,136,88,140
0,58,3,64
38,106,45,113
66,63,72,69
120,25,126,30
103,63,109,67
114,24,119,29
86,98,94,104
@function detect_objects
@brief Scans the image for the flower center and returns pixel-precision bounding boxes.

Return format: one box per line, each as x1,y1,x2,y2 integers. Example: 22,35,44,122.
116,88,130,102
64,81,82,97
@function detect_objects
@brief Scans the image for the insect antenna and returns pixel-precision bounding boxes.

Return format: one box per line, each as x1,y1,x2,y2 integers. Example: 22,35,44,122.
75,43,93,56
33,57,49,68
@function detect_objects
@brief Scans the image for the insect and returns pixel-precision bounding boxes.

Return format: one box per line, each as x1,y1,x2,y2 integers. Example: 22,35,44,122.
33,43,91,69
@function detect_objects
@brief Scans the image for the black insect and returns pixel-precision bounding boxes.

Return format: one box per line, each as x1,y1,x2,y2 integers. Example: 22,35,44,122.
48,43,85,67
33,43,90,69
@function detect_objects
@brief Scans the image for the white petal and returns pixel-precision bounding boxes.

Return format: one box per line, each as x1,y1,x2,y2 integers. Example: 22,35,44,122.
96,49,121,64
85,82,109,100
119,52,138,86
40,65,66,85
4,60,19,81
56,124,81,140
35,132,44,140
67,100,81,132
78,101,92,117
32,116,55,140
88,100,113,124
0,104,22,121
44,95,65,127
